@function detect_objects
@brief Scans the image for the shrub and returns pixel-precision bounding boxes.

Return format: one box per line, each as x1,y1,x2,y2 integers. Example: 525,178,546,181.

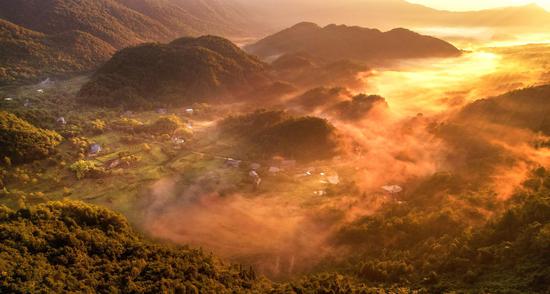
141,115,182,135
69,160,106,180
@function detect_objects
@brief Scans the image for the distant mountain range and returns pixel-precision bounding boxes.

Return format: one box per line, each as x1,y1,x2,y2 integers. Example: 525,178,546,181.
245,0,550,32
246,22,461,62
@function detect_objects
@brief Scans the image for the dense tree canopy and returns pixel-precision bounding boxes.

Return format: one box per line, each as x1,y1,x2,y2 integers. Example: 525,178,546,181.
0,111,62,164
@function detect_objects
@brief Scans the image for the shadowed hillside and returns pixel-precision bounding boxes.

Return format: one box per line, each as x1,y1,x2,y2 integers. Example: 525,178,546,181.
79,36,269,109
246,22,461,62
0,19,114,85
0,0,256,49
457,84,550,135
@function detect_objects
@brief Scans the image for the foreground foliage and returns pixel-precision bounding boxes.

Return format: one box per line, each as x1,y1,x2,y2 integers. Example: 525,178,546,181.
0,201,259,293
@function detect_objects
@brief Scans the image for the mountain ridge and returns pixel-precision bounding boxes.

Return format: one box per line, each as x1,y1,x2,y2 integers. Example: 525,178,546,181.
245,22,461,62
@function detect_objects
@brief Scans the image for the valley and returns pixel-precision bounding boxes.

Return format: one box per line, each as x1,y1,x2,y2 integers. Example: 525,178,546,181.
0,1,549,293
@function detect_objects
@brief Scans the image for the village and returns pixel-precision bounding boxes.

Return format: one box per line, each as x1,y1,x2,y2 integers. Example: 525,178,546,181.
0,76,405,222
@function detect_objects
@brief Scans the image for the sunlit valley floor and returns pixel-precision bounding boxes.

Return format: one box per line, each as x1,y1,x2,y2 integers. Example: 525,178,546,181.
1,30,549,292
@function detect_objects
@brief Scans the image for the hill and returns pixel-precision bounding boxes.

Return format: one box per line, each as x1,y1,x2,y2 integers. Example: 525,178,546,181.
457,84,550,135
0,0,256,49
219,110,339,162
78,36,269,109
0,111,62,164
0,19,114,85
245,23,461,62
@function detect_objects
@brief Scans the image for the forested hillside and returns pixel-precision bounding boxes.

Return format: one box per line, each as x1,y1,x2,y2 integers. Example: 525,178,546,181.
0,0,255,49
79,36,269,109
0,19,114,85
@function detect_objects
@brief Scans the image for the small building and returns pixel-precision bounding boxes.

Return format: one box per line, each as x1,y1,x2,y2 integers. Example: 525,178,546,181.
89,144,102,155
37,89,44,93
23,100,31,107
327,175,340,185
382,185,403,194
250,163,261,170
57,117,67,125
225,158,241,168
108,159,121,169
4,97,13,101
157,108,167,115
313,190,327,196
185,108,194,115
269,166,282,173
172,137,185,145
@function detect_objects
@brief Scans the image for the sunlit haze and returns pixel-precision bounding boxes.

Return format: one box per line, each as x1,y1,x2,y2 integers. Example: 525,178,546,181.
408,0,550,11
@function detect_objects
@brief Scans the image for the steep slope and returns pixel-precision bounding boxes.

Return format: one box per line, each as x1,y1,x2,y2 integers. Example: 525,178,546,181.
457,84,550,135
0,0,258,49
78,36,269,109
0,19,114,85
246,23,461,61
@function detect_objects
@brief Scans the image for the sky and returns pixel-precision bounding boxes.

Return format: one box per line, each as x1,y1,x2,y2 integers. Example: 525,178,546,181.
407,0,550,11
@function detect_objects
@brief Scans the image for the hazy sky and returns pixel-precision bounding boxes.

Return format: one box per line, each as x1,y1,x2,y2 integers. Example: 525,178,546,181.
408,0,550,11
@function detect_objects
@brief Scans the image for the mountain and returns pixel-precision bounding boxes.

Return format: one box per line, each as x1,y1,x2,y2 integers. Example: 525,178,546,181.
243,0,550,33
0,0,258,49
0,19,114,85
78,36,269,109
246,22,461,62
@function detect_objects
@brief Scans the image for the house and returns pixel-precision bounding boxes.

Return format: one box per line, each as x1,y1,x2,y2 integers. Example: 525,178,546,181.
225,158,241,168
185,108,194,115
57,117,67,125
314,190,327,196
108,159,121,169
37,89,44,93
4,97,13,101
327,175,340,185
89,144,102,155
382,185,403,194
172,137,185,145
